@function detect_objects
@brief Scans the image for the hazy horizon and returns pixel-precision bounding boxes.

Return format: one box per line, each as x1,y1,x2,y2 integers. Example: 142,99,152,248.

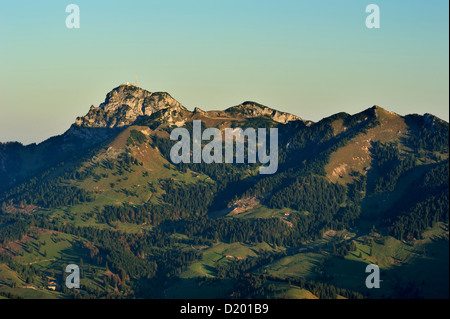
1,0,448,145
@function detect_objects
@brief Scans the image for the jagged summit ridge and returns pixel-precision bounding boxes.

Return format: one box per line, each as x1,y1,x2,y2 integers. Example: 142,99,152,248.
226,101,304,124
73,85,306,129
74,84,185,128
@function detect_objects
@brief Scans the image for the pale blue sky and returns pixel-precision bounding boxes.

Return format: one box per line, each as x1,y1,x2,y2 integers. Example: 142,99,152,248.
0,0,448,144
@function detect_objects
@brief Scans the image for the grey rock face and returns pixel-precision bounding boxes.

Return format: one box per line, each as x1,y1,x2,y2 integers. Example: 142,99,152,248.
226,101,304,124
74,84,185,128
72,85,308,132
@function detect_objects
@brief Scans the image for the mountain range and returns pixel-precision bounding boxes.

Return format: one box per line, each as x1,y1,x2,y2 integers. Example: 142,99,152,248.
0,84,448,299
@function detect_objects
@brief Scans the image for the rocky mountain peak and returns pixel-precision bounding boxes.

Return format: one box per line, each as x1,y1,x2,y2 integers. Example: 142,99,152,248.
74,84,185,129
226,101,303,124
